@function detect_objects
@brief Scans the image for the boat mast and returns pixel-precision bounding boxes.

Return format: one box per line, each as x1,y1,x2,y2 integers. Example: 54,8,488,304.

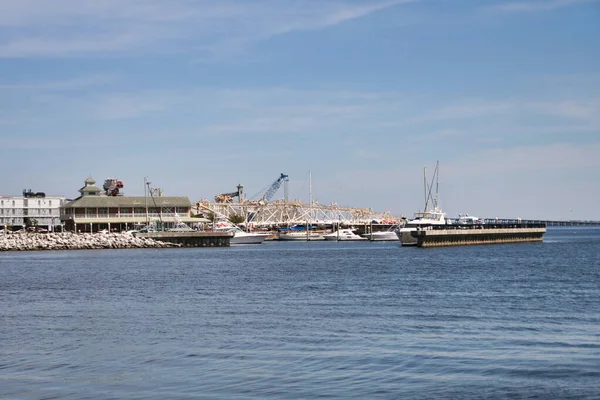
435,161,440,209
423,166,428,212
309,169,313,206
308,170,312,239
144,177,149,224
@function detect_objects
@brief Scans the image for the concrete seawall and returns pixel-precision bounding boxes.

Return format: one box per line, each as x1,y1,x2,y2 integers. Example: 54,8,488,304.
412,226,547,247
135,231,233,247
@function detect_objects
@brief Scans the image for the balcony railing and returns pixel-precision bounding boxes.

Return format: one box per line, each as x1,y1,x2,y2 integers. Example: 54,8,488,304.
64,212,189,219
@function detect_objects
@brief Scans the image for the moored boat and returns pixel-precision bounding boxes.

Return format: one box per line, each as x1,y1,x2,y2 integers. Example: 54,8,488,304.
278,230,325,241
397,208,448,246
214,225,268,244
323,228,367,241
398,161,448,246
363,224,402,241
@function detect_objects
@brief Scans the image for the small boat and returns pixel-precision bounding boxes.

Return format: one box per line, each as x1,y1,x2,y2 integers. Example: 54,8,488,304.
278,230,325,241
277,223,325,241
215,225,268,244
453,213,483,225
362,224,401,241
323,228,367,241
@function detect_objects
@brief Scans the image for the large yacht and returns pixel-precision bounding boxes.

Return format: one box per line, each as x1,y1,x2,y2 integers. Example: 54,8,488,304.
397,161,448,246
396,207,448,246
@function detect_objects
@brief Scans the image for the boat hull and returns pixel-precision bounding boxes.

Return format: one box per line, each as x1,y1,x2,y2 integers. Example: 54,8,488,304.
363,232,399,241
278,232,325,241
323,228,367,241
230,234,267,245
397,228,418,246
324,236,366,241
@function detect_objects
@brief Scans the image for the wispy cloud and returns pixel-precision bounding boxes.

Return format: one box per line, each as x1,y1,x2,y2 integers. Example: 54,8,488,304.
489,0,600,12
0,0,411,58
3,83,598,156
0,74,117,90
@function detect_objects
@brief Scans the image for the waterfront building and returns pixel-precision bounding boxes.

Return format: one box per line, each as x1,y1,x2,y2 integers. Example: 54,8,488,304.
0,190,66,231
60,177,203,232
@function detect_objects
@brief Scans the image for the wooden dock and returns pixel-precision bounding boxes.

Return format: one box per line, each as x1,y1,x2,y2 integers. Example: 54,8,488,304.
136,231,233,247
411,223,547,247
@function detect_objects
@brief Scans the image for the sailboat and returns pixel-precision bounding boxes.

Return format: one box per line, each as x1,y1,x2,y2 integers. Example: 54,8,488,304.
396,161,448,246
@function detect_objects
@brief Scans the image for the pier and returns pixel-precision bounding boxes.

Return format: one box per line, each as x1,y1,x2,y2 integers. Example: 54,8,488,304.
412,223,547,248
485,219,600,227
135,231,233,247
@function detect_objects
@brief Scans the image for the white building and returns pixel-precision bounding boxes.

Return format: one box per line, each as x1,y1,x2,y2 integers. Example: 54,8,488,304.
0,190,67,231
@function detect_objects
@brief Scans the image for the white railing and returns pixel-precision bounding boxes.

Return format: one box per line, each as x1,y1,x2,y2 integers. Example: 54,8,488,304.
64,213,188,219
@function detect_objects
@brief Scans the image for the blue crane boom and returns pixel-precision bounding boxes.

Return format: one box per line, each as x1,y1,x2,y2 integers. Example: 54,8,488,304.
262,173,289,202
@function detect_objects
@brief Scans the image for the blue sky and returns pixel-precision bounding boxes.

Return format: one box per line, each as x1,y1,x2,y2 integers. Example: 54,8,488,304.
1,0,599,220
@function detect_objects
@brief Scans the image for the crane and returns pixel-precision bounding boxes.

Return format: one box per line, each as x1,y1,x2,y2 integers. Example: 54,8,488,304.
260,173,289,202
214,184,244,203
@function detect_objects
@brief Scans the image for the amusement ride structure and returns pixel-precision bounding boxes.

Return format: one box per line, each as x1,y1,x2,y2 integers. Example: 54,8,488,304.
193,173,402,228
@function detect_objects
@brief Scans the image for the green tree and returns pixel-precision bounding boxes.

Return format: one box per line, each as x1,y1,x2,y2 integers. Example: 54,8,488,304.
228,213,245,225
205,212,216,222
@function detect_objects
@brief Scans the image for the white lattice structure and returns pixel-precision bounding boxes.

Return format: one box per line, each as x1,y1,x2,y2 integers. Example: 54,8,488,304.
193,198,402,227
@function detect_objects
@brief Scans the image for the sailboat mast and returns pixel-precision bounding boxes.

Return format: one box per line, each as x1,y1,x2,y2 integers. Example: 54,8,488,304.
423,166,428,211
434,161,440,209
309,170,313,235
144,177,149,224
309,169,313,206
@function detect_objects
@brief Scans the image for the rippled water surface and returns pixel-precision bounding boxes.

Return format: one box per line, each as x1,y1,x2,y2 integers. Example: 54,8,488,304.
2,227,600,399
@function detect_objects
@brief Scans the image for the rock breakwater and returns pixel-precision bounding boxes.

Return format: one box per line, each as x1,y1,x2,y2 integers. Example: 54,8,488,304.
0,232,178,251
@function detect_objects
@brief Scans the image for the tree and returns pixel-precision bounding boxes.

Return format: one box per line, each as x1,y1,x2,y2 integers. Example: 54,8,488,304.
24,217,38,229
205,212,216,223
228,213,245,225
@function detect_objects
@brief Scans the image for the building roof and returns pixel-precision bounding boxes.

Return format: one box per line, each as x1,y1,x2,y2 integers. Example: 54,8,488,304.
79,176,102,196
62,196,192,208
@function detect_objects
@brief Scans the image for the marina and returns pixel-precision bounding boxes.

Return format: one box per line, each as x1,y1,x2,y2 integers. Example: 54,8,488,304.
0,169,595,250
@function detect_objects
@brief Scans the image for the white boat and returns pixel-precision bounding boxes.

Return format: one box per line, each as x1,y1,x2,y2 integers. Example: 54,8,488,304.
397,208,448,246
398,161,448,246
363,224,402,241
215,225,268,245
324,228,367,241
453,213,483,225
278,230,325,241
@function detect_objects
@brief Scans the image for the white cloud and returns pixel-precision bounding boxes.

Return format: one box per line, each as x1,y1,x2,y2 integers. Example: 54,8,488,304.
489,0,600,12
0,0,411,58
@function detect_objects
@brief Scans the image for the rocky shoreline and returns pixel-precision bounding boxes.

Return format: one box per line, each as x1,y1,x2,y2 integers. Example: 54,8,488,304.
0,232,178,251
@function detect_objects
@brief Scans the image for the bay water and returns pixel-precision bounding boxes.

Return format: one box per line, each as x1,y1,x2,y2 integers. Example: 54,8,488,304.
1,227,599,399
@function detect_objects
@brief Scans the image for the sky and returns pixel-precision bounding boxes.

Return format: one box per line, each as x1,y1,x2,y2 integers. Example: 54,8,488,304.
0,0,599,221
